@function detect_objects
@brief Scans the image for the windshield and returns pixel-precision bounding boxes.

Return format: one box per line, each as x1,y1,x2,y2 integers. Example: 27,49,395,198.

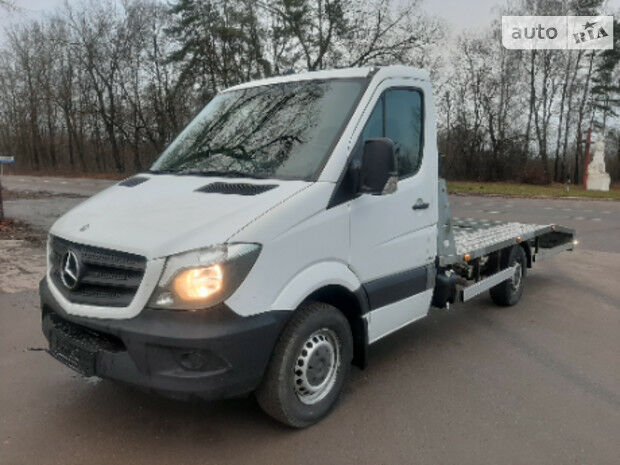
150,78,367,180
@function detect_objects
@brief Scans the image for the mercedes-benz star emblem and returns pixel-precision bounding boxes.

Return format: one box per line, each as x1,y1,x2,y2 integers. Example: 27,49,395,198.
60,250,81,290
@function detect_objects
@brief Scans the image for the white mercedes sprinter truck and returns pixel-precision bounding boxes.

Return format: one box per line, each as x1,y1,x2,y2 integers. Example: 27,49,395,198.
41,66,575,427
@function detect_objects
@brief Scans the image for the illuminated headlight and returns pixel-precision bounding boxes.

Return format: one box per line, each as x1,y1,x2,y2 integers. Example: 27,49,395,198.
173,265,223,301
149,243,261,310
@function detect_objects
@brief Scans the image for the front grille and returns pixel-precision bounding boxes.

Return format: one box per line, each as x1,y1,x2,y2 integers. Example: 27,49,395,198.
49,235,147,307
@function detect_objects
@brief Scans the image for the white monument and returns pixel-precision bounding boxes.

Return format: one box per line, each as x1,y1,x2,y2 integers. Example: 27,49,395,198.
586,141,610,191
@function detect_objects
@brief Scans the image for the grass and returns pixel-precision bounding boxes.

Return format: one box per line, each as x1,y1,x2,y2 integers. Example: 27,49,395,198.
447,181,620,200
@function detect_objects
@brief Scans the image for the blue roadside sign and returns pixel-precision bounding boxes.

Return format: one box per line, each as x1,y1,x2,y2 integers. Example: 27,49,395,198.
0,156,14,176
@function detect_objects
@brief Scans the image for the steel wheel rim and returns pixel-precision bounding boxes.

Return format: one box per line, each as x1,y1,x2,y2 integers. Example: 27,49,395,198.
511,262,523,291
293,328,340,405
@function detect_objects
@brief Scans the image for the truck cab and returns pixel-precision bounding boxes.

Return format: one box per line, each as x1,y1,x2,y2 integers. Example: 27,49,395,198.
41,66,574,428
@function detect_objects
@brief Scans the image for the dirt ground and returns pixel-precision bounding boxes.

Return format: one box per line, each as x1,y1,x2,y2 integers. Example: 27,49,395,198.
0,219,47,294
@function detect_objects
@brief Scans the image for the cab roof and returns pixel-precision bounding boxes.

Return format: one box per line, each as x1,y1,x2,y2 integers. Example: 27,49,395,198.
223,66,430,92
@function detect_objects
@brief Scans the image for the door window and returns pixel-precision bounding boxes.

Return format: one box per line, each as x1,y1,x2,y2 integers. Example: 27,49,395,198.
360,89,423,178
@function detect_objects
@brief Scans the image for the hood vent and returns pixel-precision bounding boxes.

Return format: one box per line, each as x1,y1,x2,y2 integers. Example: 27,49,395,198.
119,176,150,187
195,182,278,196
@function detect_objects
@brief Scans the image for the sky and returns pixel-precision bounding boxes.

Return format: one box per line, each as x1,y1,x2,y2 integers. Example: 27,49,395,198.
2,0,619,38
0,0,504,35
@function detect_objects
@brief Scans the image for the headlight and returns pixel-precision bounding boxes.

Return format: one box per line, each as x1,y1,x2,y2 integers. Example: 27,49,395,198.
149,243,261,310
173,265,224,301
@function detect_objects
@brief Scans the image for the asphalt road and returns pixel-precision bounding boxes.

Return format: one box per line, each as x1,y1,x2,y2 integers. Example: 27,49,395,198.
2,175,116,196
1,175,619,465
2,175,115,230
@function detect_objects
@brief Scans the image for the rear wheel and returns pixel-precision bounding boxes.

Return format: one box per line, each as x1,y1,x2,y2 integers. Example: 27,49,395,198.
490,246,527,306
255,301,353,428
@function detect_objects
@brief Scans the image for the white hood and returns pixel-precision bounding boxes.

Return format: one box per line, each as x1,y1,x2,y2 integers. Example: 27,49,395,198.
50,174,310,259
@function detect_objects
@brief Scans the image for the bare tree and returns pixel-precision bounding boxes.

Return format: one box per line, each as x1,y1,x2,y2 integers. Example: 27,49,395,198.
0,0,616,186
574,51,595,183
0,1,16,11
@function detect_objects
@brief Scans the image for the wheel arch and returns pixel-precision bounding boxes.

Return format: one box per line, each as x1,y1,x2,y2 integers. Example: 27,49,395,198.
500,243,531,269
269,261,370,369
304,285,369,369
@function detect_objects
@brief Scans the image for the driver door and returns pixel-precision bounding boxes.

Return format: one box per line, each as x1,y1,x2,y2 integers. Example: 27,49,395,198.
349,81,437,343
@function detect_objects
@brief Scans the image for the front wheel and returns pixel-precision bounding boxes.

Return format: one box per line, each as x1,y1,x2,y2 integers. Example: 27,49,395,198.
255,301,353,428
490,246,527,306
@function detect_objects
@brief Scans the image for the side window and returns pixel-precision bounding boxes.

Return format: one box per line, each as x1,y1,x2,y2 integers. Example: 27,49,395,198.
385,89,423,177
360,89,423,178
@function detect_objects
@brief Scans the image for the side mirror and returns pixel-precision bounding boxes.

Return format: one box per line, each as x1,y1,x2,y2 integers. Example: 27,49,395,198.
359,138,398,195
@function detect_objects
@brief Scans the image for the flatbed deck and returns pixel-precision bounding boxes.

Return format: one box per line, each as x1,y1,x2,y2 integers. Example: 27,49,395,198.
437,180,575,267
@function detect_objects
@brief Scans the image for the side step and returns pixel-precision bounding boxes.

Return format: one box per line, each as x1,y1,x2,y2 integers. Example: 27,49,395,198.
459,265,518,302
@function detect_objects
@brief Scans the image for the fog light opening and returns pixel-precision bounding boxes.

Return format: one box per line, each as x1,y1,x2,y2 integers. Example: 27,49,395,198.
179,351,207,371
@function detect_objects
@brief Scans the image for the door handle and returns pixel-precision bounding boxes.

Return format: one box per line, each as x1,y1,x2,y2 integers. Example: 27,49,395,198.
412,199,429,210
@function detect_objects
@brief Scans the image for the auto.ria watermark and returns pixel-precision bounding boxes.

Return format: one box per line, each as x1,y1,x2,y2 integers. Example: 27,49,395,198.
502,16,614,50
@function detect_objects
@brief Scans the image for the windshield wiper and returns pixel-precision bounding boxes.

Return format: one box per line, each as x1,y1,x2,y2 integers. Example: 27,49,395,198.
147,168,267,179
147,168,178,175
176,169,268,179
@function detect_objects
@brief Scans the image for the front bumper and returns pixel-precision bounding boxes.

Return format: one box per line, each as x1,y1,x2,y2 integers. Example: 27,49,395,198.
40,279,290,400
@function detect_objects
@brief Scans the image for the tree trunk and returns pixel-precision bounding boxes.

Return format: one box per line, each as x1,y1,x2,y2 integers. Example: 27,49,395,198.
524,50,537,166
0,176,4,221
554,52,572,182
574,52,595,184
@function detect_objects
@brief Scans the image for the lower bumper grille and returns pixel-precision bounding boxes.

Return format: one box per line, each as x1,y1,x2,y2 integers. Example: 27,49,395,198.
49,235,146,307
43,312,125,376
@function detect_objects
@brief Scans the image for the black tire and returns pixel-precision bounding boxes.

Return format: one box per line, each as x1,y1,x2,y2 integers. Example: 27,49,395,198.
255,301,353,428
490,246,527,306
